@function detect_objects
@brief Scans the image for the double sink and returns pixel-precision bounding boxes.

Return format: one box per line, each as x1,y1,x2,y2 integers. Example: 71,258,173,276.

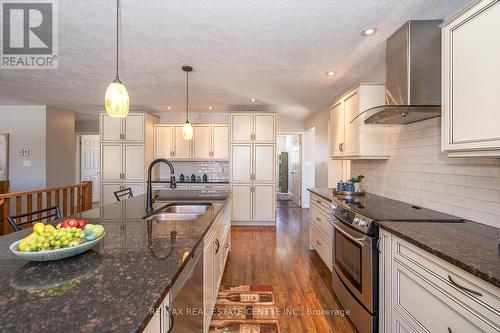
147,203,212,221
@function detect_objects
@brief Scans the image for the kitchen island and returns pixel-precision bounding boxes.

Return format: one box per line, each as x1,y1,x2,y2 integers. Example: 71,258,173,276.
0,190,230,333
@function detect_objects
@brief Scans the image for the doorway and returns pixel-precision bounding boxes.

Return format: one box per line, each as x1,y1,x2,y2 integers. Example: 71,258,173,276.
79,135,100,203
276,134,302,208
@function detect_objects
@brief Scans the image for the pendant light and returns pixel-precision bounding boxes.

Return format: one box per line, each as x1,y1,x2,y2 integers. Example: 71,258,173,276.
105,0,129,118
182,66,193,140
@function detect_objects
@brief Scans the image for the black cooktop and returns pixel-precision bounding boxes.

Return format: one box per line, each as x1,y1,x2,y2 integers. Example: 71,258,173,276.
333,193,464,222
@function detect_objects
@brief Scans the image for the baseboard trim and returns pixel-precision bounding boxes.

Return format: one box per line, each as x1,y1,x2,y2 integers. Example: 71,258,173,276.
231,221,276,227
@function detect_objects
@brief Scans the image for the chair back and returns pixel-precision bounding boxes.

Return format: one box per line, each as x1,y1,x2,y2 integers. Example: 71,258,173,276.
7,206,62,232
114,187,133,202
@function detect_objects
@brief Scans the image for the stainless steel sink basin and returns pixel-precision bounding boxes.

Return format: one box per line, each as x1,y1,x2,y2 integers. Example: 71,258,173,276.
148,212,200,221
162,204,211,215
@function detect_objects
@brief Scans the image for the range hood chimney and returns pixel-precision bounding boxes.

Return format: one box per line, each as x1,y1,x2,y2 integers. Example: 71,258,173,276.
362,20,443,125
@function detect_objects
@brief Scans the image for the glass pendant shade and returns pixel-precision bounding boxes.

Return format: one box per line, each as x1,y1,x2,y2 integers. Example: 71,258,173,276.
105,80,129,118
182,121,193,140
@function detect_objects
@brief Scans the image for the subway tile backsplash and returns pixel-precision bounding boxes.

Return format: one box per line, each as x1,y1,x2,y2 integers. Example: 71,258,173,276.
351,118,500,228
158,161,229,182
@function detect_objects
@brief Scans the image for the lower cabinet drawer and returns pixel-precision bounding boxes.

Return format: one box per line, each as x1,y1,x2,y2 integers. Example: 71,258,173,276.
310,205,332,238
310,223,332,271
392,261,488,333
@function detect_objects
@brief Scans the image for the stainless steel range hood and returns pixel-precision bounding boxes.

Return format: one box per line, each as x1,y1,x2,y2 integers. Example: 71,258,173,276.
363,20,443,125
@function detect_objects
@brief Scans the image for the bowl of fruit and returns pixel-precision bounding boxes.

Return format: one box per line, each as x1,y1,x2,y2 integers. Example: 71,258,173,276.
9,219,105,261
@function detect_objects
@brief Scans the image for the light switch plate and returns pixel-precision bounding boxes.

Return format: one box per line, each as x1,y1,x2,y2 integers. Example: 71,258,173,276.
23,160,31,167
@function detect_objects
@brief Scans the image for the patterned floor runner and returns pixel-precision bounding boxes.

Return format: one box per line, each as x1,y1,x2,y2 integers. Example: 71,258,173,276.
209,285,281,333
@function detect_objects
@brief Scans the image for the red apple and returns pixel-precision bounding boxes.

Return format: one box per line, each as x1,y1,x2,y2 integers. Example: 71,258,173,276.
62,218,79,228
78,219,89,228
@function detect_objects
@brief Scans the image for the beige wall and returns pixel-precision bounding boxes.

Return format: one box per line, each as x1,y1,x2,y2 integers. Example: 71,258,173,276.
304,110,329,187
46,108,76,187
276,113,303,133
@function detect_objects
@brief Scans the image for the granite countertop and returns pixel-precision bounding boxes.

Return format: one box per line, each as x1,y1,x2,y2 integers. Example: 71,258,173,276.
308,188,500,288
0,190,229,333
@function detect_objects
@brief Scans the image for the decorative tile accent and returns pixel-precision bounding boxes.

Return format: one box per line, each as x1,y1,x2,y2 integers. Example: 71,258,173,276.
158,161,229,181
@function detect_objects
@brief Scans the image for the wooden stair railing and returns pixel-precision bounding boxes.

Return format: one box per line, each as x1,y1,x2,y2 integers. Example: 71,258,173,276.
0,181,92,235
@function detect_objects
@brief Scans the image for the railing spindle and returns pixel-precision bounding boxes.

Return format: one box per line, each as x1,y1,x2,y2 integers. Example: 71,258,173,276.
77,186,82,213
63,189,68,217
37,192,43,219
15,196,22,215
46,191,52,210
70,187,75,215
27,194,33,222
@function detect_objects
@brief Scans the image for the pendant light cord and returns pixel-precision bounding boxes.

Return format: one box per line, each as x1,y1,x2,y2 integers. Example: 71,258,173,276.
186,70,189,122
115,0,120,81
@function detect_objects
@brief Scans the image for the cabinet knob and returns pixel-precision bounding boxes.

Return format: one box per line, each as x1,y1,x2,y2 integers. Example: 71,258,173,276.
316,240,322,246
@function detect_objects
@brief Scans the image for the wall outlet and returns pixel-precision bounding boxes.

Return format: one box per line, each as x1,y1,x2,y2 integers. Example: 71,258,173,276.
23,160,31,167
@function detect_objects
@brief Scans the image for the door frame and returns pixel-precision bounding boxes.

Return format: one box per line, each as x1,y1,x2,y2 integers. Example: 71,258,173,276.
276,132,303,207
76,133,100,202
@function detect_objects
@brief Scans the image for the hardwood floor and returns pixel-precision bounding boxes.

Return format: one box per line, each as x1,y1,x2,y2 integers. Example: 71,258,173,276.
220,206,355,333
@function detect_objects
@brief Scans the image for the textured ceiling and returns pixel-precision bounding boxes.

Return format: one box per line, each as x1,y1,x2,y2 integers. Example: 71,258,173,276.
0,0,468,121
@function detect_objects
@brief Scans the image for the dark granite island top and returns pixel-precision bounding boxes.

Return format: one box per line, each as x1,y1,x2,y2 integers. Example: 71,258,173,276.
308,188,500,288
0,190,229,333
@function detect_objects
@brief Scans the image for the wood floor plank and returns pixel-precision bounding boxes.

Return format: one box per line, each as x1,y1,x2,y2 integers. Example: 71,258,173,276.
220,206,355,333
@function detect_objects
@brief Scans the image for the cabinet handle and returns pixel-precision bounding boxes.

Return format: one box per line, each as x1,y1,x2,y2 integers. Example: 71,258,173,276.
316,199,321,204
316,240,322,246
225,242,230,248
316,217,322,222
165,304,174,333
215,239,220,254
447,275,482,296
447,328,452,333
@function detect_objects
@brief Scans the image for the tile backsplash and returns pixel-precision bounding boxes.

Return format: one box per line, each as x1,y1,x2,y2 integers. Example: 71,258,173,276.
351,118,500,228
158,161,229,182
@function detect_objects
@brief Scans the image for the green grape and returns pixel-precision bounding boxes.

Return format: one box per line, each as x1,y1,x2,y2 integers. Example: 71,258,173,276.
43,242,50,249
60,236,67,243
50,240,55,246
62,240,69,246
54,245,60,249
25,246,31,252
48,235,54,241
37,236,44,242
71,227,77,232
67,234,73,241
55,240,61,247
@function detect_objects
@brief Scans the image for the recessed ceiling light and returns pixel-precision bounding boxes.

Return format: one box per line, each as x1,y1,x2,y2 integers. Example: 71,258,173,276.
361,27,377,36
208,106,214,110
167,106,172,110
326,71,335,76
250,98,256,103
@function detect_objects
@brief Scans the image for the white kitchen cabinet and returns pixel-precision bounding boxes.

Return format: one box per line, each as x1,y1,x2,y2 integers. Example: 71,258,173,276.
101,144,123,182
100,113,145,142
230,113,275,143
231,144,252,182
143,293,170,333
252,184,276,221
254,114,275,143
212,124,230,159
124,114,145,142
379,230,500,333
309,193,333,271
203,237,214,332
173,125,192,158
442,0,500,157
100,114,122,142
231,114,253,143
253,144,275,183
101,183,122,205
124,144,145,182
153,125,173,158
230,184,252,221
329,84,390,159
193,124,212,158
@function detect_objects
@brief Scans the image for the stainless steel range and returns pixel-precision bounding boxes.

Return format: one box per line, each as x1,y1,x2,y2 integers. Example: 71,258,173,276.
330,193,463,333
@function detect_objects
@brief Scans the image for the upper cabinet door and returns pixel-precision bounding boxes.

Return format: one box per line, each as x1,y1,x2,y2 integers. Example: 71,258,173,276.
343,90,359,156
442,0,500,156
253,144,275,183
100,114,123,142
231,144,252,182
173,125,192,158
124,114,144,142
212,125,230,159
193,124,212,159
231,114,253,143
254,114,275,143
154,125,173,158
123,144,145,182
101,144,123,181
330,101,344,157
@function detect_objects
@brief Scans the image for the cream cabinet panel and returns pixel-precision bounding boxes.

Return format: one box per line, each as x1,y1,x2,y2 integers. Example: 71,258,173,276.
124,144,144,182
231,114,253,143
173,125,192,158
100,114,123,142
101,144,122,181
254,114,275,143
442,0,500,156
343,90,359,156
253,184,275,221
330,101,344,157
231,184,252,221
193,124,212,158
154,125,173,158
124,183,145,199
253,144,275,183
212,125,230,159
101,183,122,205
231,144,252,182
124,114,144,142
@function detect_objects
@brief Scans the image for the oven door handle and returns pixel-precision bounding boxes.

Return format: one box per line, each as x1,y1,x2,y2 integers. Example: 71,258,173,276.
333,224,366,246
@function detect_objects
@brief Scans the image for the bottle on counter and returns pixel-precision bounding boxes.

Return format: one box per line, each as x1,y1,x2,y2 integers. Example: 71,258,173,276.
345,181,355,192
337,180,346,192
191,174,196,182
202,174,208,182
179,174,185,182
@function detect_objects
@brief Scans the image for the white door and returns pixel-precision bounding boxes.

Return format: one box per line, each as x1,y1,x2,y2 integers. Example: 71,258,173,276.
124,114,144,142
253,144,275,183
101,183,122,205
231,144,252,182
254,114,275,143
231,114,253,143
81,135,100,202
154,125,173,158
330,101,344,157
100,114,122,142
193,124,212,158
212,125,229,159
253,184,275,221
101,144,123,181
123,144,144,182
231,184,252,221
343,90,359,156
289,135,301,207
173,125,192,158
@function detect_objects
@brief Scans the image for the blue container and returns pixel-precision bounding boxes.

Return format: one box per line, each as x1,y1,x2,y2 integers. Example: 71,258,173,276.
345,181,355,192
337,181,346,191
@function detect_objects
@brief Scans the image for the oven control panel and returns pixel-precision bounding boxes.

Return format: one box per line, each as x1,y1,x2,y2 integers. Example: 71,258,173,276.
331,199,373,234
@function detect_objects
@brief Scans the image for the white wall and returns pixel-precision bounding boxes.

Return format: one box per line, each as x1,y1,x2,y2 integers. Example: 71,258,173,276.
351,118,500,228
0,106,47,191
276,113,303,133
304,110,330,187
302,128,316,208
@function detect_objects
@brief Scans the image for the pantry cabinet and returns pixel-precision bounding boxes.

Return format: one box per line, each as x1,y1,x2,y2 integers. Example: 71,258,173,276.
230,113,276,226
100,113,144,142
442,0,500,157
379,230,500,333
329,84,390,159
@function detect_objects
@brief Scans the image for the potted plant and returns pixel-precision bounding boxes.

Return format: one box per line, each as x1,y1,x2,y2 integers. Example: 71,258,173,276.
349,175,365,192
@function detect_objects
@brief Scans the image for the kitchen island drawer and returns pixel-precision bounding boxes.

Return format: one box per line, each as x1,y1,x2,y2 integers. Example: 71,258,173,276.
310,193,331,213
310,206,332,239
392,237,500,332
310,223,332,271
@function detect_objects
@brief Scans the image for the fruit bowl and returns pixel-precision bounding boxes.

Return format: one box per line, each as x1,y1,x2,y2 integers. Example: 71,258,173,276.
9,233,105,262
